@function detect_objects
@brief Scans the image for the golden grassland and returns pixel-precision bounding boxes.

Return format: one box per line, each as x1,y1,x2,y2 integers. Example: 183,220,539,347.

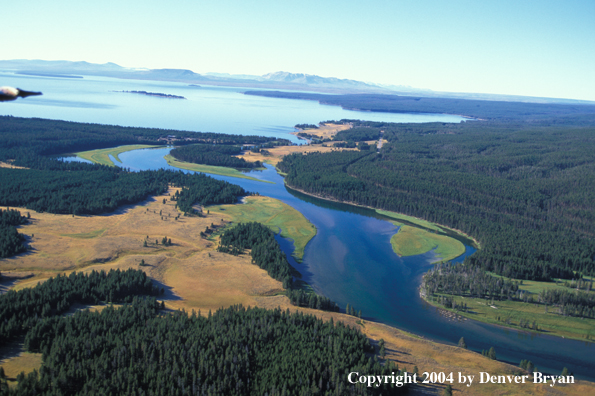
0,191,283,312
0,161,28,170
208,196,316,262
2,193,594,394
293,123,352,139
0,350,42,384
390,224,466,262
163,154,272,183
237,143,357,167
75,145,160,166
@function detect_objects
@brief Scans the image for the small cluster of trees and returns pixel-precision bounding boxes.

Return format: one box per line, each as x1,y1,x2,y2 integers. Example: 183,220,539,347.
0,208,27,258
481,347,497,360
519,359,535,373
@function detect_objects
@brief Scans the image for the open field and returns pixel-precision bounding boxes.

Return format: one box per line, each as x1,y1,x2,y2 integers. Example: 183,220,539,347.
0,349,42,386
237,143,357,167
390,224,466,262
75,144,159,166
164,154,271,182
0,191,284,312
293,122,352,139
208,196,316,262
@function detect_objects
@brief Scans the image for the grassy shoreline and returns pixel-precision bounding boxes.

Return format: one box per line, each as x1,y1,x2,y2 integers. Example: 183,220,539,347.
390,224,466,262
75,144,160,166
208,196,316,262
422,291,595,342
164,154,272,183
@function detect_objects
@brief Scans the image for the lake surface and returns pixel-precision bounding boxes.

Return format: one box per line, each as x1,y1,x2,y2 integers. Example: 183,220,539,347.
5,72,594,379
0,71,466,144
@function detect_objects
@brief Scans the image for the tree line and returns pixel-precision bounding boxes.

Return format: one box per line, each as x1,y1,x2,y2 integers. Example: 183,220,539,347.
170,144,262,169
244,91,595,120
278,119,595,281
217,222,340,312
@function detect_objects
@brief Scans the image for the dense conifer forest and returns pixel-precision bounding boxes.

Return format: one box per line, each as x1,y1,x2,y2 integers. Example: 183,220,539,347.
334,126,381,142
0,269,161,348
170,144,262,169
278,119,595,281
217,222,340,312
1,272,405,395
0,116,278,167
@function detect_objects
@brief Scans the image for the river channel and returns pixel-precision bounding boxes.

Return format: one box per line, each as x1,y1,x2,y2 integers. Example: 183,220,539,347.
104,146,594,380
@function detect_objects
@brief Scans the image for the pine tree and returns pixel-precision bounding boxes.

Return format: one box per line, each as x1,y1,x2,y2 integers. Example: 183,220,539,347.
458,337,467,349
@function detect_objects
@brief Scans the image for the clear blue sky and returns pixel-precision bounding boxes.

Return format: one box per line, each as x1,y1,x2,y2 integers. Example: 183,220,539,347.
4,0,594,100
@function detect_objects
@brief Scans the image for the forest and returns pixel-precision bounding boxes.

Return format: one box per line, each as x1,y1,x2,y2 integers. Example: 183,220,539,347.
0,115,279,168
245,91,595,120
334,126,381,142
278,119,595,281
169,144,262,169
217,222,340,312
0,269,161,348
1,272,405,395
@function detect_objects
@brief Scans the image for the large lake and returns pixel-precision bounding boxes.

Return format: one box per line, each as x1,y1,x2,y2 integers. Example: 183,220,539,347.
3,72,594,380
0,72,465,144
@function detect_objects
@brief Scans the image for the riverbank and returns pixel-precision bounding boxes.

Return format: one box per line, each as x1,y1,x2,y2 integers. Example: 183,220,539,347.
164,154,272,183
75,144,160,166
422,282,595,343
208,195,316,262
284,183,476,249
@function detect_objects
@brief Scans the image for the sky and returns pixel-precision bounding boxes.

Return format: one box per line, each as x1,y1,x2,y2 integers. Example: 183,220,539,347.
3,0,595,101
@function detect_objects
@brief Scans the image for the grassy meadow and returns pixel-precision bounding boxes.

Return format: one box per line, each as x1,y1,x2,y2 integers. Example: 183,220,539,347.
208,196,316,262
164,154,271,182
390,224,466,262
75,144,159,166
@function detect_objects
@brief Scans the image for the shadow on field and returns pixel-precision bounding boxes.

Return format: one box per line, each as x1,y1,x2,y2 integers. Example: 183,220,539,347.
151,279,182,301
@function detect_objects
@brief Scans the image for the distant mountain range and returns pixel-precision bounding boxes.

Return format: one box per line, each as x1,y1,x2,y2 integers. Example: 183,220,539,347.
1,59,592,105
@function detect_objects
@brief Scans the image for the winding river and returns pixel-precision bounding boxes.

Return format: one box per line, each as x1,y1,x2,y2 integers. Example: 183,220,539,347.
107,147,594,380
3,71,593,379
